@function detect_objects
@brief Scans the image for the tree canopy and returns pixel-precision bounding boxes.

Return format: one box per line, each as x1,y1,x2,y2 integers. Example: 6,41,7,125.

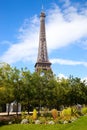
0,62,87,113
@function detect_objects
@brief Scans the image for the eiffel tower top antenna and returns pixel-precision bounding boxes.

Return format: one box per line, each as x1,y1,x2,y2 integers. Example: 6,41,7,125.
42,4,44,12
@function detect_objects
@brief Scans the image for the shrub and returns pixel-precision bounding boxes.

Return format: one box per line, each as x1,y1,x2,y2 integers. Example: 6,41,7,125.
43,108,51,117
38,117,47,124
51,109,58,120
81,107,87,115
21,111,27,119
28,116,34,124
32,109,37,120
61,107,71,117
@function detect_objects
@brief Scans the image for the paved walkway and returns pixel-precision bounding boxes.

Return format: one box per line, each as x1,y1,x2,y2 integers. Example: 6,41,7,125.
0,112,21,116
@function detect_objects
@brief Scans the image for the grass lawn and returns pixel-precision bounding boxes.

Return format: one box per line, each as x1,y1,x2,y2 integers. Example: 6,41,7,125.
0,116,87,130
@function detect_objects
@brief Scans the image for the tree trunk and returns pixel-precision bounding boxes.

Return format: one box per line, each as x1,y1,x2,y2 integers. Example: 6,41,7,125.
16,101,18,117
28,100,29,114
7,103,10,116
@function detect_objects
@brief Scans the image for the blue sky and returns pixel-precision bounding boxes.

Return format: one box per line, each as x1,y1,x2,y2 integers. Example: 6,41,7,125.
0,0,87,79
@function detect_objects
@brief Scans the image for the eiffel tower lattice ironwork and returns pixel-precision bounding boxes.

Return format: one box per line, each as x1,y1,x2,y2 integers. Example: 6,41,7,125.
35,11,52,72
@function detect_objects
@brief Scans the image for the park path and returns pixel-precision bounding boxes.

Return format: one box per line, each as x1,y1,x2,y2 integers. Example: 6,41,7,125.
0,112,21,116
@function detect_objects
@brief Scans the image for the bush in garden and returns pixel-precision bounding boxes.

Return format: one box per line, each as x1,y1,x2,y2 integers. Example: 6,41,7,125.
51,109,58,120
28,116,34,124
60,107,72,122
71,106,81,117
32,109,37,120
61,107,71,117
43,108,50,117
70,107,76,116
38,117,47,124
81,107,87,115
26,115,30,120
21,111,27,119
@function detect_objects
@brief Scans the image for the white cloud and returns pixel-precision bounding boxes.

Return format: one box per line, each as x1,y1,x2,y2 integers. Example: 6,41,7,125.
57,73,68,79
51,58,87,67
46,3,87,51
0,1,87,65
58,74,87,83
0,16,39,64
81,77,87,85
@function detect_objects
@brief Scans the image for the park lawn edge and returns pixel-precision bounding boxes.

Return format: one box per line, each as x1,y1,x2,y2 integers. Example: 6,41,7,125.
0,116,87,130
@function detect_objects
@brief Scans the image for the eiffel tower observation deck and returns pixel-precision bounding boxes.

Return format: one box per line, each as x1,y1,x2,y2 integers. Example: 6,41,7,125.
35,11,52,72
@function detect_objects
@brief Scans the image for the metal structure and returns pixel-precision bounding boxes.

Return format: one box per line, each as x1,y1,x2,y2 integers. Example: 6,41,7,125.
35,11,52,72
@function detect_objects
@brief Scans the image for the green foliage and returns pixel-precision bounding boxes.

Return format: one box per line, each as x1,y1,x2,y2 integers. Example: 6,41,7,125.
0,62,87,113
38,116,47,124
81,107,87,115
21,111,27,119
61,107,71,117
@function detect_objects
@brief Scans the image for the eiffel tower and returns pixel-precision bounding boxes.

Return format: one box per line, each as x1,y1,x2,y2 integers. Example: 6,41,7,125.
35,11,52,72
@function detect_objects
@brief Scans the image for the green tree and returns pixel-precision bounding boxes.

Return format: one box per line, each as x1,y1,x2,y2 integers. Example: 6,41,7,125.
21,68,34,113
11,67,23,116
0,63,14,115
67,76,86,105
